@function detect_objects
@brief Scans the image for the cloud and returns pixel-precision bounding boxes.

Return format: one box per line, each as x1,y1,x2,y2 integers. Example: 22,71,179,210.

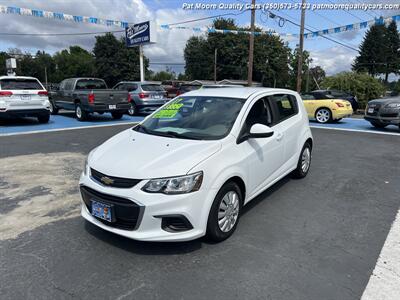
0,0,209,73
310,46,357,75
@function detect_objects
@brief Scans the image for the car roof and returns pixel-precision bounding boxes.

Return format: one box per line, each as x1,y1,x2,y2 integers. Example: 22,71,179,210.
181,87,296,99
0,75,40,80
118,81,161,85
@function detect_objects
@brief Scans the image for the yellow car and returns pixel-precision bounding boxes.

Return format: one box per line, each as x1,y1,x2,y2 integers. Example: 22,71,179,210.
301,93,353,123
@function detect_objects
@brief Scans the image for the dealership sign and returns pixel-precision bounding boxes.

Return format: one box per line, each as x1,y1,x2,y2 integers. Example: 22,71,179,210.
126,21,157,47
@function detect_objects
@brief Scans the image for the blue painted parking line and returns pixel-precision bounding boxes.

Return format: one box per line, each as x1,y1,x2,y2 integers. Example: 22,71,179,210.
310,117,400,136
0,112,145,136
1,114,399,137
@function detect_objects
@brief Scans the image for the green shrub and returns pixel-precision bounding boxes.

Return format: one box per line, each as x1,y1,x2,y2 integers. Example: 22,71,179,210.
321,72,385,108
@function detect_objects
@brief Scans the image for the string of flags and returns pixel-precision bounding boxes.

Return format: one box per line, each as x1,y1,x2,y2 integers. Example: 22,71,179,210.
0,5,399,40
0,5,129,28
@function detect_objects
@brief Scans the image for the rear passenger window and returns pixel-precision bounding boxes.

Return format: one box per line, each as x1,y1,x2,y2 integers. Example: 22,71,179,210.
64,80,74,90
268,94,298,124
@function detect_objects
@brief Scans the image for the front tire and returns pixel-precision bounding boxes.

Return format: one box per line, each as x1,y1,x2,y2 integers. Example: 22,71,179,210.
292,142,312,179
206,182,242,242
37,114,50,124
128,103,137,116
370,121,387,129
75,103,88,121
111,112,123,120
315,108,332,123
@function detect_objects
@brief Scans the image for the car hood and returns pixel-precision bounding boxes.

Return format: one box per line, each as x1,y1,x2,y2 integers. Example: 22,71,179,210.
368,97,400,105
89,129,222,179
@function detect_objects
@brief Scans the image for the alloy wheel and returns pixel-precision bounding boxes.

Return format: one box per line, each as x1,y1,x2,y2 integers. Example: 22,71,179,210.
218,191,240,232
316,109,330,123
301,147,311,173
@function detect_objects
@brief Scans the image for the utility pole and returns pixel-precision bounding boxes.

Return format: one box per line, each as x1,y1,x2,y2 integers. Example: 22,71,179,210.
306,60,310,92
296,0,306,93
214,48,218,83
247,0,256,86
139,45,144,82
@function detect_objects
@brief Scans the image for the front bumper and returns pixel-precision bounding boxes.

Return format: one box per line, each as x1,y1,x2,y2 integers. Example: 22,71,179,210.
0,108,50,118
79,172,213,242
364,114,400,125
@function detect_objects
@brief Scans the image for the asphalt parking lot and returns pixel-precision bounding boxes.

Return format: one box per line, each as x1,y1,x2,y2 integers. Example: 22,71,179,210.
1,124,399,300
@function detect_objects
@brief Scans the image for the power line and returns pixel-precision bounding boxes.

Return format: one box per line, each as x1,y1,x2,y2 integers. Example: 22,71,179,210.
264,10,359,52
326,0,364,21
164,9,250,26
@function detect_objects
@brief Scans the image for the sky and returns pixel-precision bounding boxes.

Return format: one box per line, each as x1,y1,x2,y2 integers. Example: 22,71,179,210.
0,0,399,77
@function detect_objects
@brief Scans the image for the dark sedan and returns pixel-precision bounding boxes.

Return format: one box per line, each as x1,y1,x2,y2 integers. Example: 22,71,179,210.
310,90,359,112
364,97,400,129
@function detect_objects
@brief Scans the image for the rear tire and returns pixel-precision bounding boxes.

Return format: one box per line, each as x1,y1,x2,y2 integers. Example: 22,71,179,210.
315,108,332,123
37,114,50,124
49,101,59,115
370,121,387,129
206,181,242,242
111,112,123,120
291,142,312,179
128,103,137,116
75,103,87,121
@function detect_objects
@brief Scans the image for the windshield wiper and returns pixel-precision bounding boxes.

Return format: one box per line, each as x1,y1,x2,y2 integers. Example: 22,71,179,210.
154,131,202,140
133,124,150,134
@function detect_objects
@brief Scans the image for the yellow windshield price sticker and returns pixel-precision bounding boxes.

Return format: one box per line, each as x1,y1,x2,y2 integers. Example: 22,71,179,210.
153,102,184,119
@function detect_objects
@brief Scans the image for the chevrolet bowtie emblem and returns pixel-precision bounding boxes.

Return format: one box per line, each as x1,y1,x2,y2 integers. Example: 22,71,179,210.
100,176,114,185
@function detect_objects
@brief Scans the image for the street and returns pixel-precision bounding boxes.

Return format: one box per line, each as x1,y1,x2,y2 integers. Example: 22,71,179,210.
1,125,399,299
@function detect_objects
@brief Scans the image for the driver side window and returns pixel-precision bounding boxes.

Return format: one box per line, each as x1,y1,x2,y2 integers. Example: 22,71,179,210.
244,98,272,132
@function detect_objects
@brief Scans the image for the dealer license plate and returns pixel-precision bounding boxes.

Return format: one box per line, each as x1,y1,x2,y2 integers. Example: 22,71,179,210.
109,105,117,110
368,108,374,113
91,200,113,222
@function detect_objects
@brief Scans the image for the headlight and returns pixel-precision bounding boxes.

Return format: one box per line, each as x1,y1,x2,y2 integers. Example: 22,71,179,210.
385,103,400,108
142,171,203,194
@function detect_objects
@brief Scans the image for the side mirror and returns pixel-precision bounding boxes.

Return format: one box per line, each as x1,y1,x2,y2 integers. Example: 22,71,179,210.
237,123,274,144
249,124,274,138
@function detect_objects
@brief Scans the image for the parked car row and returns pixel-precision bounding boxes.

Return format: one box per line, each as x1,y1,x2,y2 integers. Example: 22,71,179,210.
1,74,398,131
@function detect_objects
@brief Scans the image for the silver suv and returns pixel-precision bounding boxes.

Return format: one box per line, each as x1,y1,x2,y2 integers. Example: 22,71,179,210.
113,81,169,115
0,76,51,123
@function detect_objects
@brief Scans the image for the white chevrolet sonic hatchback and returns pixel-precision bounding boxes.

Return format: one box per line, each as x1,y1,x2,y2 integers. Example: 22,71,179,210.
80,88,313,242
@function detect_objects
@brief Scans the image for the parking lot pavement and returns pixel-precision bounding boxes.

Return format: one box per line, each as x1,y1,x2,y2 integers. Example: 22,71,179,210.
310,117,400,135
1,126,400,300
0,112,143,136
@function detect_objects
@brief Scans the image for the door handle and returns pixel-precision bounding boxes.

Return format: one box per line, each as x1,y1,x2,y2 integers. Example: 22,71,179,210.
276,132,284,141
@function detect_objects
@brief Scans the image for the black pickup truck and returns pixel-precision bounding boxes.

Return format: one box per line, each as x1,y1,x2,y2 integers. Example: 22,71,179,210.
49,78,130,121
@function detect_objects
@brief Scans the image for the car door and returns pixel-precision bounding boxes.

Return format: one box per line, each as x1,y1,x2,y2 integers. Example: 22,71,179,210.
301,93,317,117
238,96,285,197
267,93,302,165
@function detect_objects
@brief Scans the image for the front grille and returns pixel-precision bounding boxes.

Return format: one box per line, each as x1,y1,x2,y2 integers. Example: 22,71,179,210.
380,113,399,118
80,185,143,230
90,168,141,188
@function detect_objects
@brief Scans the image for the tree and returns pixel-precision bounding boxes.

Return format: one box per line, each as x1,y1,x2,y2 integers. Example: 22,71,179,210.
384,21,400,82
53,46,95,82
151,69,176,81
289,48,311,91
353,23,400,82
309,66,326,90
321,72,385,108
184,36,212,80
93,33,149,87
0,51,11,75
183,18,291,86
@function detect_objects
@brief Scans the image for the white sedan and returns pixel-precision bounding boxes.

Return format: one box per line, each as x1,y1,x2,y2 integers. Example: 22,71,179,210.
79,88,313,242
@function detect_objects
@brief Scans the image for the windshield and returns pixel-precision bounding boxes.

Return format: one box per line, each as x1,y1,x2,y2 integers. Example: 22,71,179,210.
134,96,246,140
141,84,165,92
0,78,43,90
181,85,201,92
76,79,107,90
